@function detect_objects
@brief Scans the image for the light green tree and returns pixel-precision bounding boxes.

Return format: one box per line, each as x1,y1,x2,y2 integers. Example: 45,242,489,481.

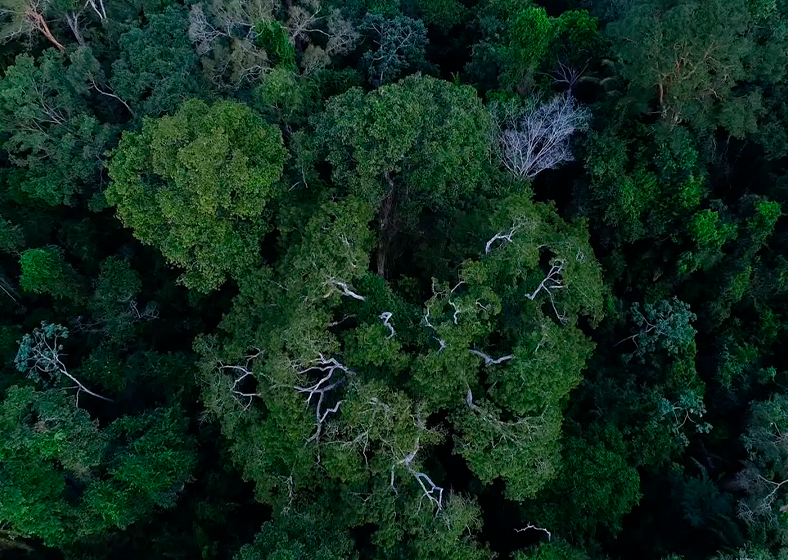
106,98,287,293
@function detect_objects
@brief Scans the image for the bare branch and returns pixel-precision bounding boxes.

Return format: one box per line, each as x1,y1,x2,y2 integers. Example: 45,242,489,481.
390,430,443,510
294,355,354,443
497,93,590,180
485,222,522,254
16,324,112,404
218,349,264,410
515,523,552,541
380,311,396,338
469,349,513,366
324,279,365,301
525,259,568,323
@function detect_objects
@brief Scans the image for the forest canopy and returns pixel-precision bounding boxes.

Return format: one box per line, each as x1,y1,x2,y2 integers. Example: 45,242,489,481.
1,0,788,560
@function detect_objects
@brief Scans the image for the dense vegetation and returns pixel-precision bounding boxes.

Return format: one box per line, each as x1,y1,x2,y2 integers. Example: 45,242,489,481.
2,0,788,559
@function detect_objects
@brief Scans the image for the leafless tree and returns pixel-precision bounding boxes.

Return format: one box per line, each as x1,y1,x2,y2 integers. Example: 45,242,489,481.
496,93,590,180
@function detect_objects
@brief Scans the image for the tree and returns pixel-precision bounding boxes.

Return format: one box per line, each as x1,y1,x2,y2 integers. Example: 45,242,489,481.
0,384,195,547
314,75,492,276
15,323,111,403
359,14,428,87
0,0,65,50
0,386,105,547
0,49,115,205
607,0,784,136
737,393,788,542
18,247,83,301
110,6,211,118
523,426,641,538
493,93,590,180
106,98,287,292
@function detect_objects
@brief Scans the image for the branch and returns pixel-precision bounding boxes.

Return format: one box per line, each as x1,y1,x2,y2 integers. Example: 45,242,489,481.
324,279,365,301
90,78,134,116
380,311,396,338
485,222,522,254
469,349,513,366
218,349,264,410
525,260,568,323
515,523,552,541
390,432,443,510
294,355,354,443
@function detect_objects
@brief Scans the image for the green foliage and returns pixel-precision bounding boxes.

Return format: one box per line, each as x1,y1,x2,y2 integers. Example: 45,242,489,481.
688,210,738,249
515,541,587,560
625,297,698,359
82,407,196,531
0,386,105,547
111,6,209,117
256,20,296,69
1,1,787,558
315,75,491,224
0,49,114,205
235,504,357,560
360,14,428,87
608,0,782,136
106,98,287,292
0,386,194,547
19,247,82,300
527,426,642,537
0,215,24,253
500,7,553,91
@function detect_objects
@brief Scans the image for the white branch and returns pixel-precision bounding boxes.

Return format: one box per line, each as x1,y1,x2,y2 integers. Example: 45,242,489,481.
390,432,443,510
485,222,522,254
294,355,354,443
498,93,590,180
469,349,513,366
218,349,264,410
525,260,568,323
324,279,365,301
515,523,552,541
380,311,396,338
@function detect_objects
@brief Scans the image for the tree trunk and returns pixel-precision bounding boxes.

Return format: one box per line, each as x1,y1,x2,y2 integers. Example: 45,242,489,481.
376,173,397,278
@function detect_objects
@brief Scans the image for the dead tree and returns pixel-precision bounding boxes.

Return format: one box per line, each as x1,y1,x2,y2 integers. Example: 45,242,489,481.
497,93,590,180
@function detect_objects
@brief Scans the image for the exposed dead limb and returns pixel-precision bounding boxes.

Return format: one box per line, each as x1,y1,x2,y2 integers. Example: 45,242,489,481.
90,78,134,115
294,355,354,443
390,432,443,510
218,349,264,410
525,260,568,323
515,523,552,541
380,311,396,338
485,222,522,254
324,278,365,301
65,12,84,45
26,8,65,51
469,349,513,366
84,0,105,20
16,324,112,404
